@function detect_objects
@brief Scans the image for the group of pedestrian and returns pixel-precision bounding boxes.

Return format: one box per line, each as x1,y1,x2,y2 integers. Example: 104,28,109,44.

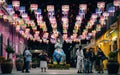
76,45,107,73
21,47,48,73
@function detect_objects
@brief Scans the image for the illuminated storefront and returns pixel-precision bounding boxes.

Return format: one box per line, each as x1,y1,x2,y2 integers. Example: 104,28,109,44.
96,17,120,69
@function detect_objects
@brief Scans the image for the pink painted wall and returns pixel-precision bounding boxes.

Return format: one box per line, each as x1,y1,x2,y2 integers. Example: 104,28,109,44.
0,19,26,59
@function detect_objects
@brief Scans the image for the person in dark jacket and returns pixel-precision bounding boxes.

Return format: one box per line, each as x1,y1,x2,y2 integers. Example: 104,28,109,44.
22,48,27,73
83,48,89,73
95,47,106,73
88,48,95,73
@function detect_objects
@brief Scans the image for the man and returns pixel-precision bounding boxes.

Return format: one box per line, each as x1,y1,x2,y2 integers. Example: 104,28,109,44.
24,48,32,73
76,45,84,73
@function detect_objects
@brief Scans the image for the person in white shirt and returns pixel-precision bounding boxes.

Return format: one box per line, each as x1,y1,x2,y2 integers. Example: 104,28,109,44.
76,45,84,73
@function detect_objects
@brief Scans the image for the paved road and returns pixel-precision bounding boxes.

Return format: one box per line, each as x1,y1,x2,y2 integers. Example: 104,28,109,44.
0,68,119,75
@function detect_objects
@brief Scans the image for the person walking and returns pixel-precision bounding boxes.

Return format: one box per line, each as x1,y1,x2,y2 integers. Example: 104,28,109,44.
83,48,89,73
39,51,48,72
76,45,84,73
88,48,95,73
95,47,107,73
24,48,32,73
22,47,27,73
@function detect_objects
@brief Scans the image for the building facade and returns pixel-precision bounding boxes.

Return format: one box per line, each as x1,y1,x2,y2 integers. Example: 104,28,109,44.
0,18,26,62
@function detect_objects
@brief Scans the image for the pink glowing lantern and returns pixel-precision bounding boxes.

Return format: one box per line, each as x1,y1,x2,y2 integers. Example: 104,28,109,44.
25,28,30,34
103,12,109,20
92,30,96,37
100,16,105,25
49,17,56,24
62,5,69,12
66,38,72,43
30,4,38,11
114,0,120,7
43,32,49,39
62,17,68,23
16,25,20,32
13,14,18,20
3,15,8,21
97,2,105,11
91,14,98,20
0,0,5,4
79,4,87,13
12,0,20,10
47,5,54,11
76,16,83,22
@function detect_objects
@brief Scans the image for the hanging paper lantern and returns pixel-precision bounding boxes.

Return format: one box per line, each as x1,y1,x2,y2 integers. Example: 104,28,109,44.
91,14,98,19
63,33,68,40
0,0,5,4
76,16,83,22
96,24,101,31
12,0,20,10
43,32,49,39
6,4,14,16
103,12,109,20
21,13,28,19
66,38,72,43
108,6,115,16
16,25,20,32
3,15,8,21
30,4,38,11
62,5,69,12
35,9,42,15
92,30,96,37
19,6,25,13
25,28,30,34
100,16,105,25
79,4,87,13
96,8,102,16
13,14,18,20
97,2,105,9
62,17,68,23
49,17,56,24
114,0,120,7
47,5,54,11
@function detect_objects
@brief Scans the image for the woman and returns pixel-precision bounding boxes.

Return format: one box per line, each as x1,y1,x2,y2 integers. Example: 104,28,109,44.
95,47,106,73
76,45,84,73
39,51,47,72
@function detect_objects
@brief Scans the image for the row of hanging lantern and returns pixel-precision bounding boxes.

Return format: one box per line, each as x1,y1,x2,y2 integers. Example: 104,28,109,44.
62,5,69,42
47,5,58,44
0,0,119,44
77,4,87,40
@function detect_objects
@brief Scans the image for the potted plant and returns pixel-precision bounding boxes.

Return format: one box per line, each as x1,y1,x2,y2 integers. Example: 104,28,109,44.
32,58,38,68
1,45,14,74
15,54,24,71
107,50,119,74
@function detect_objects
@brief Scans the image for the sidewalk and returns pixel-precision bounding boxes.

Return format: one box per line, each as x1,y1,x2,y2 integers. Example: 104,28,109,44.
1,68,119,75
